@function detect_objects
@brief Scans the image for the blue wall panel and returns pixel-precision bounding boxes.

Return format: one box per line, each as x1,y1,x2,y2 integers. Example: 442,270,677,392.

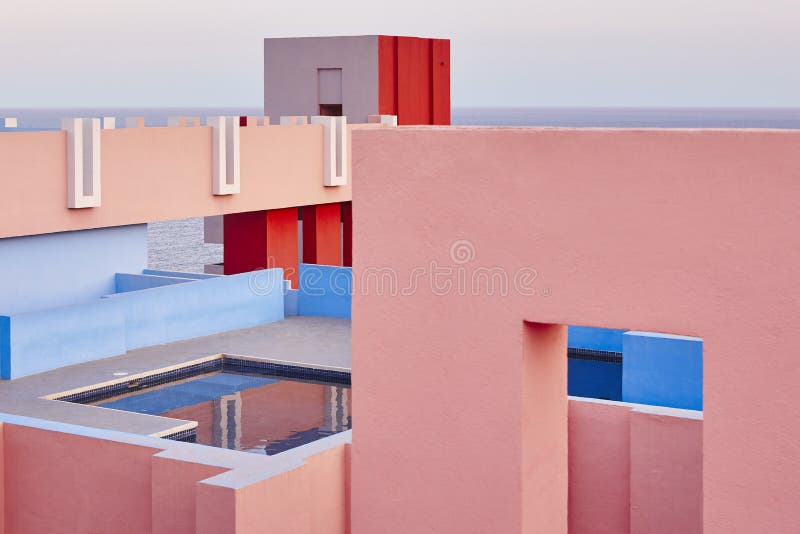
298,264,352,318
142,270,219,280
115,273,194,293
6,300,127,379
2,269,285,379
116,269,285,350
622,331,703,410
568,359,622,401
0,225,147,315
0,316,10,380
568,326,626,352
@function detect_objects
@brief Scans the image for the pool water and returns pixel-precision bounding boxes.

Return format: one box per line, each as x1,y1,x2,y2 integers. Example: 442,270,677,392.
96,372,351,455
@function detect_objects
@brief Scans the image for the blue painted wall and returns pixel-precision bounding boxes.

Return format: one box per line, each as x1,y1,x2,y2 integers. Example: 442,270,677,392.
0,225,147,315
112,269,285,351
283,280,299,316
4,300,127,379
622,331,703,410
568,359,622,401
0,316,10,380
568,326,627,352
114,273,194,293
142,269,219,280
1,269,285,379
298,264,352,319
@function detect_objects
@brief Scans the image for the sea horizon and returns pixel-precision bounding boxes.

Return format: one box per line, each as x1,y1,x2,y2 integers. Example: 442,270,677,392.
2,106,800,129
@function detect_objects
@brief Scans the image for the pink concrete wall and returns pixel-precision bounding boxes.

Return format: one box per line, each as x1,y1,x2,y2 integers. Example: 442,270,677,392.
567,399,702,534
568,400,631,534
4,424,161,533
0,125,353,239
151,455,227,534
351,127,800,533
236,445,348,534
196,444,349,534
0,421,349,534
630,410,702,534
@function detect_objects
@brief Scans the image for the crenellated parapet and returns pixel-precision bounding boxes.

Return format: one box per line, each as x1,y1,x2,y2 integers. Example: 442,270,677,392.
0,115,396,238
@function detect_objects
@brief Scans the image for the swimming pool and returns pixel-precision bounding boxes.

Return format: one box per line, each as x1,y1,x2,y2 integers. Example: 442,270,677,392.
83,365,351,455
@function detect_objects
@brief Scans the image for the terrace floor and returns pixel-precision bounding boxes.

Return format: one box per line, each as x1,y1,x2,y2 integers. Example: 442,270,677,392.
0,316,351,437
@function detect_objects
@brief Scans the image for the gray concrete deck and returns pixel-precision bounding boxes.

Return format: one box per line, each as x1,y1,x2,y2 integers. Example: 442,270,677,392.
0,316,351,437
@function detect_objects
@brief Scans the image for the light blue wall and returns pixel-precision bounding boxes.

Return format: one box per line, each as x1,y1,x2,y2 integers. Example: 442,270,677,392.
298,264,352,319
568,326,627,352
114,273,194,293
112,269,285,351
622,331,703,410
1,269,285,379
283,280,299,316
142,269,219,280
4,300,127,379
0,225,147,315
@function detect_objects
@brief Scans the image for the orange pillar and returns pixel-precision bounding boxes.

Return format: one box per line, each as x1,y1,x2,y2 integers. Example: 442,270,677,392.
223,208,298,287
302,203,342,266
342,201,353,267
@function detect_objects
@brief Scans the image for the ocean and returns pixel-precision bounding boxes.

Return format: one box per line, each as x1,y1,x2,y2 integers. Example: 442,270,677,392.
2,107,800,130
3,107,799,272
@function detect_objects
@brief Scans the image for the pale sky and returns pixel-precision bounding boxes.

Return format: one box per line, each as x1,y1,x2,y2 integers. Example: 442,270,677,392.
1,0,798,108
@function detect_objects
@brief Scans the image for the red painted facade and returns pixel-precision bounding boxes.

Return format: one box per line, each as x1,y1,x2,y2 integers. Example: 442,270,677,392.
223,208,298,286
378,36,450,125
342,201,353,267
302,203,342,266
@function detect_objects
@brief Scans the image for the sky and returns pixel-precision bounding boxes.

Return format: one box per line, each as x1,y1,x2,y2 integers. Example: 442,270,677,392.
0,0,799,108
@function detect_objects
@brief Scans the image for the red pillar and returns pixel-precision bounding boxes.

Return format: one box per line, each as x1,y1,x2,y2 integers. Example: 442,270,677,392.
302,203,342,266
342,201,353,267
223,208,298,287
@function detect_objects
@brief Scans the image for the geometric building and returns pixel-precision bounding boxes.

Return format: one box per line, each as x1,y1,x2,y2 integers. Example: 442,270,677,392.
0,34,798,534
265,35,450,125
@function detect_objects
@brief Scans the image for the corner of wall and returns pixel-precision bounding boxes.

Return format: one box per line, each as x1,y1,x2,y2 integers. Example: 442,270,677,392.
0,316,10,380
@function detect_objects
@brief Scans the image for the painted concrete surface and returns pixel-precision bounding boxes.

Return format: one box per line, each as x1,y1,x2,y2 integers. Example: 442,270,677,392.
568,325,626,352
623,331,703,410
2,269,285,379
298,264,352,318
567,397,702,534
115,272,195,293
568,399,631,534
264,36,379,124
0,412,351,534
0,316,350,437
351,127,800,534
0,124,360,239
630,407,703,534
0,224,147,315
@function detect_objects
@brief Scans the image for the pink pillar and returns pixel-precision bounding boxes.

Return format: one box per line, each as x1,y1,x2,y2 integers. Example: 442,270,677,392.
522,322,568,533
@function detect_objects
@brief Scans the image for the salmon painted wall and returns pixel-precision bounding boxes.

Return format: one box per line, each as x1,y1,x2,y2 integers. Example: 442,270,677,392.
630,409,703,534
350,127,800,533
235,445,348,534
567,399,702,534
0,125,354,239
4,424,161,533
151,455,228,534
1,418,352,534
